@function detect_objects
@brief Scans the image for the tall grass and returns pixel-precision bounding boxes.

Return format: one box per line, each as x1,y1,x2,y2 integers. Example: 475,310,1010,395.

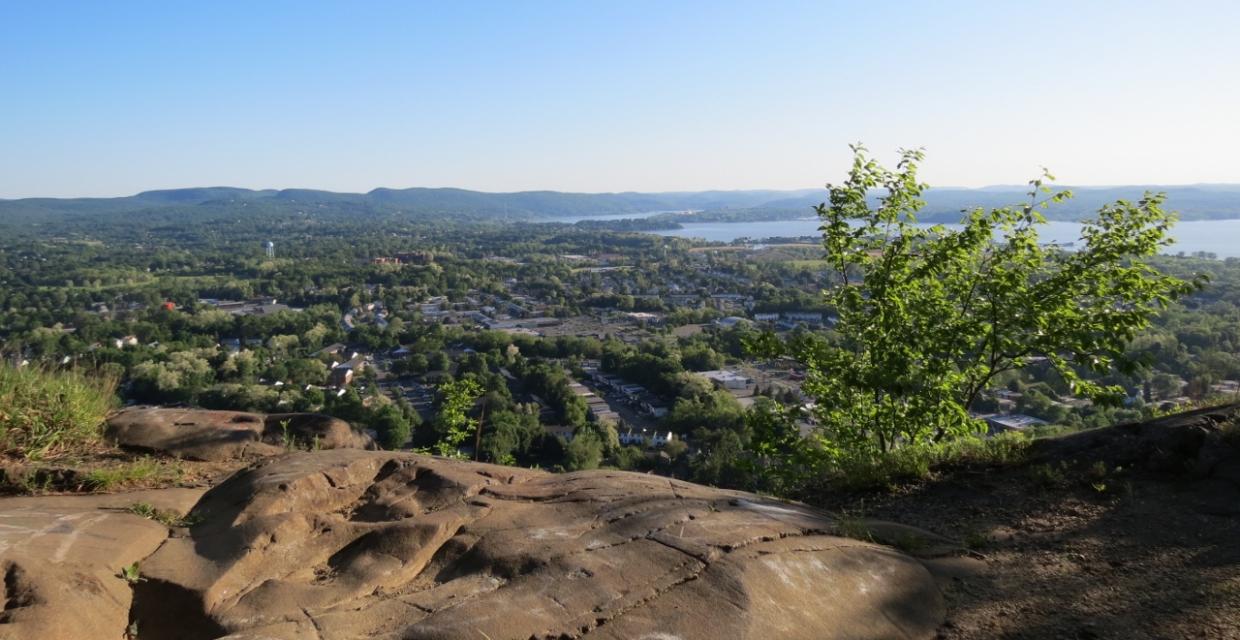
821,430,1033,492
0,363,118,459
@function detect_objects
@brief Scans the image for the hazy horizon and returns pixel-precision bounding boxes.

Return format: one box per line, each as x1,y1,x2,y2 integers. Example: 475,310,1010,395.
3,1,1239,199
9,182,1240,203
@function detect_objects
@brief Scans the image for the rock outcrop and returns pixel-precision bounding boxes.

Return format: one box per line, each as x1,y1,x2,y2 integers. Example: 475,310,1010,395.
0,489,207,640
106,407,375,461
133,450,945,640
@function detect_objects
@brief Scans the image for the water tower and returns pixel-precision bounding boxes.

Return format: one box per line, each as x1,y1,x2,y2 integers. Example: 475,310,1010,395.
264,240,275,258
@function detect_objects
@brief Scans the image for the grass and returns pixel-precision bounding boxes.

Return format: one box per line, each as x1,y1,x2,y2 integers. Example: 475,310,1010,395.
84,456,181,491
0,363,118,460
127,502,199,527
835,512,874,542
825,430,1033,492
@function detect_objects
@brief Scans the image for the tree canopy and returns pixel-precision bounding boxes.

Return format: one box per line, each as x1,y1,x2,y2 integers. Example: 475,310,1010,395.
755,146,1203,459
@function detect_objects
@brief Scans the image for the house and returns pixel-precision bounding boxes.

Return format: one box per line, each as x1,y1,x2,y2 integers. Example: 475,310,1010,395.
624,312,663,326
715,316,751,329
317,343,347,358
753,312,780,322
329,367,355,387
619,384,647,399
619,430,646,446
545,425,576,442
113,335,139,349
649,431,676,447
698,370,752,390
329,354,368,387
985,414,1048,434
640,397,669,418
783,311,824,325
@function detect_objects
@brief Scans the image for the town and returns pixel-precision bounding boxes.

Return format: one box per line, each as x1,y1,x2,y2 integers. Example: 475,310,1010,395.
4,215,1238,480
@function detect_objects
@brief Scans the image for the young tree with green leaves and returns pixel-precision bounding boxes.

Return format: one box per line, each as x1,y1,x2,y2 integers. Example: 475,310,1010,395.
433,378,482,458
754,146,1202,459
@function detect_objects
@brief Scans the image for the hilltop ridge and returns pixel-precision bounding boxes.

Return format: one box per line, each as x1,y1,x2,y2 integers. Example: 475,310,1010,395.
4,184,1240,224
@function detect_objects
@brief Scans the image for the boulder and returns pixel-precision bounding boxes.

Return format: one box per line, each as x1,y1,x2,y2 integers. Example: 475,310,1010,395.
106,407,375,461
136,450,945,640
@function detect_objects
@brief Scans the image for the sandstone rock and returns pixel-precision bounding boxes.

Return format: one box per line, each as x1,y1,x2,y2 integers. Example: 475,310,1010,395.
106,407,375,461
0,491,196,640
137,450,945,640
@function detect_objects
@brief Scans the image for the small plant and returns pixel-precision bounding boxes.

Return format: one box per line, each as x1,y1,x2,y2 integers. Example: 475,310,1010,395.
1031,461,1069,489
1087,460,1109,481
127,502,199,527
835,512,873,542
120,562,145,584
963,530,992,550
85,456,173,491
280,419,296,450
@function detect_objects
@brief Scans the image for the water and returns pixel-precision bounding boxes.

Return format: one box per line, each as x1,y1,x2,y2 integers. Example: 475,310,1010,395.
633,217,1240,258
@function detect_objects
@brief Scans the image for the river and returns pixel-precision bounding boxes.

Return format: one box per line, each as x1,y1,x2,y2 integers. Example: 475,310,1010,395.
562,213,1240,258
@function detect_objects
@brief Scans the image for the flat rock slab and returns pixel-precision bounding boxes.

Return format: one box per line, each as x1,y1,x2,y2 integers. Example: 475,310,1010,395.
0,492,184,640
137,450,945,640
0,487,207,515
106,407,375,461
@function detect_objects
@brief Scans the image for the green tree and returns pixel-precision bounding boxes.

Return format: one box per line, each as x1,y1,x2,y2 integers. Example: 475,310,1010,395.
433,378,482,458
564,429,604,470
372,403,413,450
757,146,1201,459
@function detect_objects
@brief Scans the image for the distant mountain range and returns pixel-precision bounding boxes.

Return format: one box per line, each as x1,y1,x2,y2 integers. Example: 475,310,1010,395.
3,184,1240,224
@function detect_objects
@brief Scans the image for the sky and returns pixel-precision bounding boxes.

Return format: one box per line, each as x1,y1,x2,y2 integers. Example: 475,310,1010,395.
2,1,1238,198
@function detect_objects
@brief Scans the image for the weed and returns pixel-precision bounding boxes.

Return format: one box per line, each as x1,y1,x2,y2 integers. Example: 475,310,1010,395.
0,363,117,459
1087,461,1109,481
1221,418,1240,448
280,419,295,450
85,457,180,491
120,562,144,584
963,530,992,550
835,512,873,542
127,502,199,527
826,431,1032,492
18,470,54,494
1031,461,1070,489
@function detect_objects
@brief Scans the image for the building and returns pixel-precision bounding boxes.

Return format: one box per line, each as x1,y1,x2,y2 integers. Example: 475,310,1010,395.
698,370,752,390
329,367,355,387
985,414,1048,435
545,425,576,441
783,311,824,325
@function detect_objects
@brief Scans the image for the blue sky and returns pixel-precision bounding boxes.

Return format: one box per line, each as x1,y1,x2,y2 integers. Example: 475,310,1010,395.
2,1,1238,197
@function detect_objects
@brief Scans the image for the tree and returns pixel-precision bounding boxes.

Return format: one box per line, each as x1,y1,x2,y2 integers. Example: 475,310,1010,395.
433,378,482,458
372,403,413,450
755,146,1201,459
565,429,604,470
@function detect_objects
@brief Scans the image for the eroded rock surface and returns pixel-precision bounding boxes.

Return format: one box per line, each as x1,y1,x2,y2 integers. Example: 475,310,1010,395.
139,450,945,640
0,489,206,640
106,407,375,461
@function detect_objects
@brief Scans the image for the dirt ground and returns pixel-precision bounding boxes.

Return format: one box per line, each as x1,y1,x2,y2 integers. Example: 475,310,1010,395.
815,407,1240,639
